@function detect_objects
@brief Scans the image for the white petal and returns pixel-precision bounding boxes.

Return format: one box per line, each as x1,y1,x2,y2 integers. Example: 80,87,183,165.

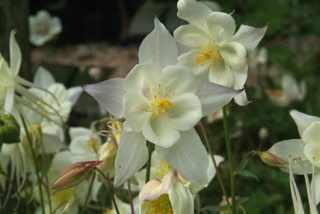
139,173,171,202
67,86,83,106
189,154,224,194
178,50,210,79
139,18,177,71
177,0,212,29
84,78,126,118
314,173,320,205
168,93,202,131
160,65,197,96
33,66,55,88
156,128,209,185
124,92,152,132
304,143,320,168
42,134,66,153
173,25,210,48
4,86,15,114
220,42,247,70
9,31,21,77
168,177,194,214
0,57,13,87
49,17,62,34
69,127,92,140
209,61,235,87
114,130,148,186
302,122,320,145
268,139,314,174
232,65,250,106
232,25,267,51
234,90,250,106
290,110,320,137
142,115,180,148
206,12,236,43
196,80,240,116
125,64,159,93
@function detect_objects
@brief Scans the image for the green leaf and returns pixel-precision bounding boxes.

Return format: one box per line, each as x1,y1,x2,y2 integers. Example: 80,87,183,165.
238,170,259,182
239,157,250,171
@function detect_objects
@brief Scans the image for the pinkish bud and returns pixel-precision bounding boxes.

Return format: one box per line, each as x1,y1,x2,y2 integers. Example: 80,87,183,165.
258,151,287,167
51,160,100,193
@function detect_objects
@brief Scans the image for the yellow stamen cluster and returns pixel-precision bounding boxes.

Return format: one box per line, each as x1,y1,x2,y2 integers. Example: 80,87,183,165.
142,194,173,214
155,159,171,177
146,84,174,119
195,43,223,69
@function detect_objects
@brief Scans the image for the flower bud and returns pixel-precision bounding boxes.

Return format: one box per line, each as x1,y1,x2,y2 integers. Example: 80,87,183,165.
52,160,100,193
258,151,287,167
97,139,117,179
0,114,20,146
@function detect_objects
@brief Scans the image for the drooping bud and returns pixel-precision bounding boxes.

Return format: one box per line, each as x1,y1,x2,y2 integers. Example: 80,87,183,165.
51,159,100,193
258,151,287,167
0,114,20,148
97,139,117,180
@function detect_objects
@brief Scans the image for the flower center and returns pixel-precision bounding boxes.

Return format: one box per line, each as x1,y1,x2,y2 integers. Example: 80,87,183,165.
37,23,50,35
141,194,173,214
146,84,174,119
194,43,223,69
155,159,171,177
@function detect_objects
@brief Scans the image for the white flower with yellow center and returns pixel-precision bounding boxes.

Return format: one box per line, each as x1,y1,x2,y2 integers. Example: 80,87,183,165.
84,18,240,187
69,127,101,163
29,10,62,46
135,152,223,214
173,0,267,105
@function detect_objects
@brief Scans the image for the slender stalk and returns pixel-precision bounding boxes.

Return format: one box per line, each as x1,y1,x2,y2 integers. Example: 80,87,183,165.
81,173,96,214
127,180,134,214
20,113,45,214
222,106,236,214
145,142,154,183
39,129,52,214
95,168,120,214
199,121,231,210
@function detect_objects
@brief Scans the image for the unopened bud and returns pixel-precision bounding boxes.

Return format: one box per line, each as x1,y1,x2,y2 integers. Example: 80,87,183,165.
52,160,100,193
258,151,287,167
97,139,117,180
0,114,20,146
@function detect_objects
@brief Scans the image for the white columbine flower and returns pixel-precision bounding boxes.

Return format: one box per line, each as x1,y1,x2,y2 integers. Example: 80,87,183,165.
173,0,267,105
266,74,306,107
84,18,240,187
137,152,224,214
265,110,320,212
29,10,62,46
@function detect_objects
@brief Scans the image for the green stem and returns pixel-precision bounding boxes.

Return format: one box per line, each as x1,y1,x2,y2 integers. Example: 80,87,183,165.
81,173,96,214
127,180,134,214
222,106,236,214
20,113,45,214
95,168,120,214
145,142,154,184
199,122,231,210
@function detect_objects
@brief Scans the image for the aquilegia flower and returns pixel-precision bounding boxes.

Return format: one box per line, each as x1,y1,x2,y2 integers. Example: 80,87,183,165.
263,110,320,213
266,74,306,107
84,18,240,187
173,0,267,105
29,10,62,46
